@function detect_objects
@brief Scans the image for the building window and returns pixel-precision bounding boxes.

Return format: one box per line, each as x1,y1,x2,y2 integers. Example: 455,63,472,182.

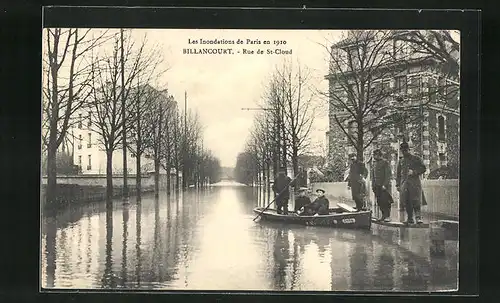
439,152,446,163
88,111,92,127
87,133,92,148
78,113,83,129
428,77,437,103
347,46,360,69
87,155,92,170
409,76,422,96
78,134,82,149
395,76,407,95
438,115,446,141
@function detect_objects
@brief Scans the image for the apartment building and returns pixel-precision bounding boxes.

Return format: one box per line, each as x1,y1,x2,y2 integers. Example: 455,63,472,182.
325,30,459,179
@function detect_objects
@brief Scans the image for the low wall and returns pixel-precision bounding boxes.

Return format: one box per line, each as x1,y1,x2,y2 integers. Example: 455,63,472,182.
41,174,156,188
311,179,459,220
40,174,176,210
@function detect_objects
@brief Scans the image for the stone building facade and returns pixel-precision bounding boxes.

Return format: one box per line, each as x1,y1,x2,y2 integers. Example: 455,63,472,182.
325,31,459,180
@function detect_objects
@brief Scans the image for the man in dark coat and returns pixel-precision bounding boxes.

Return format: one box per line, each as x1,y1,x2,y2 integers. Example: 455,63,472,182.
294,187,311,212
371,149,394,222
272,167,294,215
346,153,368,211
302,188,330,215
396,142,427,224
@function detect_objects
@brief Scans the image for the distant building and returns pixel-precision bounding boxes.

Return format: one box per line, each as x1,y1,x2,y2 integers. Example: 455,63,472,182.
325,30,459,179
70,85,177,176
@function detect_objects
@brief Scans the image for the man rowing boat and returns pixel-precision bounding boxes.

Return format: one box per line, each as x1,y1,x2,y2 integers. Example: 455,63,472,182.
272,167,296,215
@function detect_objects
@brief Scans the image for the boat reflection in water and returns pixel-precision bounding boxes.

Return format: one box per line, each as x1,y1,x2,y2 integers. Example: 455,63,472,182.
40,185,457,291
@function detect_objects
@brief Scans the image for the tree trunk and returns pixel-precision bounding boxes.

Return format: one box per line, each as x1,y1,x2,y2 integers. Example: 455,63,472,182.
154,157,160,197
292,144,299,178
136,153,141,199
166,164,171,195
357,122,365,162
46,145,58,207
266,160,271,202
106,150,114,206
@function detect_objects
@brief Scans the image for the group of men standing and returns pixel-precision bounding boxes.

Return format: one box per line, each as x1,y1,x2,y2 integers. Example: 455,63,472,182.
271,141,427,225
346,142,427,224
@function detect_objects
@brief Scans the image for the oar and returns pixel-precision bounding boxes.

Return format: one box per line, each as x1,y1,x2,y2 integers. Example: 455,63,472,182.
253,172,302,221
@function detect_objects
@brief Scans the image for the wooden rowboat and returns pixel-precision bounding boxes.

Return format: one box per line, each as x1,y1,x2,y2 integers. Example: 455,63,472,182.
253,203,372,230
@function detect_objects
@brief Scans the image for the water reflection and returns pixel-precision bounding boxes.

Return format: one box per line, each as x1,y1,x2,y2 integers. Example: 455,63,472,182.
373,246,395,290
350,232,370,290
272,227,290,291
102,207,115,288
41,186,457,291
44,217,57,288
121,204,129,285
136,197,142,286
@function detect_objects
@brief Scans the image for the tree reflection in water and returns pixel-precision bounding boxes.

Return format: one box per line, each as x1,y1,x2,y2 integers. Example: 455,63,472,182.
101,203,115,288
135,196,142,286
121,203,129,286
43,216,57,288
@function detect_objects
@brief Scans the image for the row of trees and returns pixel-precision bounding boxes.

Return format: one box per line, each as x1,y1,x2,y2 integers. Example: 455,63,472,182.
236,30,460,186
42,28,221,206
235,60,317,187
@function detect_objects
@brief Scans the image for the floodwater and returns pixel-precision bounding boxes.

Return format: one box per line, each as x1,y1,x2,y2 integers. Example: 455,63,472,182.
40,183,457,291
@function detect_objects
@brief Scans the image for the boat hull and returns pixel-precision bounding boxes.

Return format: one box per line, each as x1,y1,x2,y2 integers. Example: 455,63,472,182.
253,207,372,230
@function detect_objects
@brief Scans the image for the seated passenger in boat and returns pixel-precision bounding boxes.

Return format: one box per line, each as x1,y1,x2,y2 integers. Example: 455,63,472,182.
294,187,311,212
299,188,330,216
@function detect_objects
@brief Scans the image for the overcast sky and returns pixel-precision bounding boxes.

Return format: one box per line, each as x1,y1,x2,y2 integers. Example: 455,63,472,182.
121,29,342,167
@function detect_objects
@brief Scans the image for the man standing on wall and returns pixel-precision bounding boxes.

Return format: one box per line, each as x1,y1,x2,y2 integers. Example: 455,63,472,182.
346,153,368,211
371,149,394,222
396,142,427,224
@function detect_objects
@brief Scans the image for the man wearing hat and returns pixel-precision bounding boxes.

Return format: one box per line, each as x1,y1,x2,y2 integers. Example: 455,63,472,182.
396,142,427,224
371,149,394,222
301,188,330,216
272,167,295,215
347,153,368,211
294,187,311,212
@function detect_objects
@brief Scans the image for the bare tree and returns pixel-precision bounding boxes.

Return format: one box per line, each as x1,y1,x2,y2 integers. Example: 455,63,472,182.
127,85,164,197
158,96,178,193
321,30,444,162
273,60,316,175
396,30,460,81
42,28,109,205
89,30,156,203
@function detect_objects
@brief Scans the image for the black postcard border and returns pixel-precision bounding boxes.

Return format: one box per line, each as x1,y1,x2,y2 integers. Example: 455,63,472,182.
2,4,481,302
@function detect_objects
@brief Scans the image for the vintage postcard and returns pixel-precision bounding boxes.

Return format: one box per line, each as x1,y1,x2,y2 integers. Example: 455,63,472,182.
40,27,460,292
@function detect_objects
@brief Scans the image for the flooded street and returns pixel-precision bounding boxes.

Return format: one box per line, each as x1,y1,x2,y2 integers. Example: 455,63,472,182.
41,184,457,291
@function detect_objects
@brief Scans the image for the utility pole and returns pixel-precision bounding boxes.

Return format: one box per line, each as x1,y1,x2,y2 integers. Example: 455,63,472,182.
120,28,128,199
